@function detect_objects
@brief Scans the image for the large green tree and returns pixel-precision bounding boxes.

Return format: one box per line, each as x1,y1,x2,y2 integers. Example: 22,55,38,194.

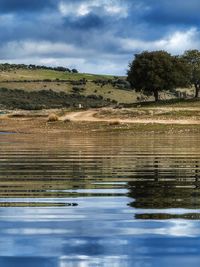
182,49,200,98
127,50,190,101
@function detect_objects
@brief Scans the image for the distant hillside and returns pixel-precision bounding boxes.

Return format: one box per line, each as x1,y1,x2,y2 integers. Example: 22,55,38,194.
0,63,78,73
0,64,117,81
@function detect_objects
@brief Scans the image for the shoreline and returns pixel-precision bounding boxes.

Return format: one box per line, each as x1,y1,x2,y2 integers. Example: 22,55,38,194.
1,107,200,135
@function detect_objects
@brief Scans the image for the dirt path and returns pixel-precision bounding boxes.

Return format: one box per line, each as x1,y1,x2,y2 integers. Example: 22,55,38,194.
60,109,200,125
60,109,101,122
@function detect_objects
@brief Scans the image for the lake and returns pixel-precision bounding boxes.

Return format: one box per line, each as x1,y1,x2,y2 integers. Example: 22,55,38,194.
0,131,200,267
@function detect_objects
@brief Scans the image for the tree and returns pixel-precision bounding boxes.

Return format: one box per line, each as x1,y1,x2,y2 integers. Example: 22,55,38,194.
182,49,200,98
127,50,190,101
72,68,78,73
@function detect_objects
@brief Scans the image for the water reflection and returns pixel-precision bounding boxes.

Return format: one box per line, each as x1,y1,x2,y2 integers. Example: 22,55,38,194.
127,154,200,220
0,132,200,266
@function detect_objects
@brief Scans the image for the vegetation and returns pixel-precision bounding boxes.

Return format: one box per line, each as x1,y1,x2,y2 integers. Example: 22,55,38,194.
0,63,77,73
0,87,116,110
4,110,200,135
0,66,115,82
1,52,200,110
0,66,144,108
127,51,190,101
47,113,59,122
97,106,200,120
0,64,139,109
182,49,200,98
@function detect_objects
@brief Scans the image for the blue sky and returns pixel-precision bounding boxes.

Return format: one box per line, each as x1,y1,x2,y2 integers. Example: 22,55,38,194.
0,0,199,75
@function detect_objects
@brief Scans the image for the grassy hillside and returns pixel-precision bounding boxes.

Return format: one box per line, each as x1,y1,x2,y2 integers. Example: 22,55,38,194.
0,67,196,110
0,68,115,81
0,68,139,108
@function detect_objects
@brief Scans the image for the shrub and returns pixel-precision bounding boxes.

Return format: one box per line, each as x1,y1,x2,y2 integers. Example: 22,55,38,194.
72,87,85,93
71,69,78,73
64,118,71,123
109,120,121,126
47,113,59,122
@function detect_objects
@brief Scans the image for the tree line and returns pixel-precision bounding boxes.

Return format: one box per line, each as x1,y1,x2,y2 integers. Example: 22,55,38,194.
127,49,200,101
0,63,78,73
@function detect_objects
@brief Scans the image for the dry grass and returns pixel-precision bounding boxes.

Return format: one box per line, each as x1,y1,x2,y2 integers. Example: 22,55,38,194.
0,81,137,104
0,115,8,120
3,112,200,135
47,113,59,122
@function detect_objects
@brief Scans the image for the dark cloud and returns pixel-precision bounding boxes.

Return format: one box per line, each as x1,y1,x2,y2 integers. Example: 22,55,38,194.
142,0,200,25
64,14,105,30
0,0,56,13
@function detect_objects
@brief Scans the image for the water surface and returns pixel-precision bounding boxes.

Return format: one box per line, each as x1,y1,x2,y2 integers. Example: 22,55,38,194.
0,131,200,266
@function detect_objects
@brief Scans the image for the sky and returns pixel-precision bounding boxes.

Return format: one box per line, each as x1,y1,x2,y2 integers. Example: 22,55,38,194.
0,0,199,75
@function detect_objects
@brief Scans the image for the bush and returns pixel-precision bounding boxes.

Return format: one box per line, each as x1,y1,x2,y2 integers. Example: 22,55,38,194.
72,87,85,93
0,87,113,110
71,69,78,73
47,113,59,122
109,120,121,126
64,118,71,123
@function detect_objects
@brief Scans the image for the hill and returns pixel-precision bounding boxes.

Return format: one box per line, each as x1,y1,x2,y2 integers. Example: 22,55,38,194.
0,65,195,110
0,66,135,109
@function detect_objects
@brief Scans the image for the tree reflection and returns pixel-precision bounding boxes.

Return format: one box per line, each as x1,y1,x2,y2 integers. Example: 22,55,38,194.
127,157,200,219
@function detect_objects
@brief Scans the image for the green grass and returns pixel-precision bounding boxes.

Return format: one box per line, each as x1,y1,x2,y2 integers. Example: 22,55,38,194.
0,68,116,81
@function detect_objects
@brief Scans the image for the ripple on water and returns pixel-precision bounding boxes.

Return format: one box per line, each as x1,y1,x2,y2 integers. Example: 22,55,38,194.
0,133,199,266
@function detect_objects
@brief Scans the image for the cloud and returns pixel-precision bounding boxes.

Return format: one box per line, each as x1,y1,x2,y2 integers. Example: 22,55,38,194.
64,14,104,30
59,0,128,18
0,41,76,58
0,0,55,13
0,39,129,75
121,28,200,55
143,0,200,25
0,0,199,74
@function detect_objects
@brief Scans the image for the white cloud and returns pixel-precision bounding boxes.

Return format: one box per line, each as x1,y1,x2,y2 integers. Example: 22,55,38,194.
2,28,198,75
104,1,128,17
0,55,126,75
1,28,198,76
58,0,128,18
0,41,76,58
0,40,127,75
121,28,200,54
59,2,91,17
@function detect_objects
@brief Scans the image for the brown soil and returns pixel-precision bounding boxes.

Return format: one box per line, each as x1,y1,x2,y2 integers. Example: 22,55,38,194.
1,107,200,135
60,108,200,125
